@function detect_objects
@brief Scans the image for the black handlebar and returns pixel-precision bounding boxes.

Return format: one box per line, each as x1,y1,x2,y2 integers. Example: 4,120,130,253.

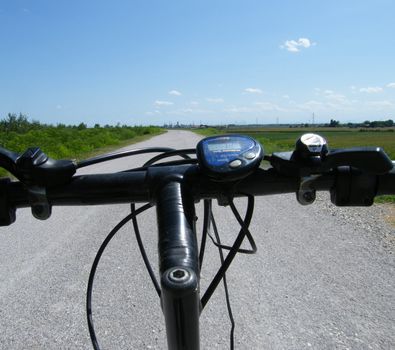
1,164,394,223
0,136,394,227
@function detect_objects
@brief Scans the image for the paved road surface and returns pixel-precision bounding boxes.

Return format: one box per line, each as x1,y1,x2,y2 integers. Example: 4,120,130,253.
0,130,394,349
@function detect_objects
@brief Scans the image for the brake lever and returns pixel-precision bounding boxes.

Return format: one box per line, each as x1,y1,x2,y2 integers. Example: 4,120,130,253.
0,147,20,178
16,147,76,186
0,146,76,186
0,147,77,221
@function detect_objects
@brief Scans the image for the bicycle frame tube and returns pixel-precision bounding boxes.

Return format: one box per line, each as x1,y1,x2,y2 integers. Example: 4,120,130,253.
156,180,200,350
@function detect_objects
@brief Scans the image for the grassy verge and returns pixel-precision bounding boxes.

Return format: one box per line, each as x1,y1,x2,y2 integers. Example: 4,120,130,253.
375,195,395,204
0,125,164,177
193,127,395,204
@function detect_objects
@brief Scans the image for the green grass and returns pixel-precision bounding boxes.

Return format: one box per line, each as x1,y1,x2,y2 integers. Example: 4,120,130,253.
0,125,164,177
194,127,395,204
375,195,395,204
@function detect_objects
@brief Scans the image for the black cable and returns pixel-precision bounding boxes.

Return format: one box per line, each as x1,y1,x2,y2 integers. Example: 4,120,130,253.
210,211,235,350
121,158,198,173
201,195,255,308
149,158,198,167
143,148,195,167
86,204,151,350
130,203,161,296
199,199,211,269
207,196,257,254
77,147,176,168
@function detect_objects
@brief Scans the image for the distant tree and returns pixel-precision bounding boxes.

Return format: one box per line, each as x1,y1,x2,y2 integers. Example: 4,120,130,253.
329,119,340,127
31,119,43,129
77,122,87,130
0,113,32,133
94,123,101,128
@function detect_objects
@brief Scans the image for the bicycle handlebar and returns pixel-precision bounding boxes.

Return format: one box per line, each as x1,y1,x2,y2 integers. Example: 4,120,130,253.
3,163,395,212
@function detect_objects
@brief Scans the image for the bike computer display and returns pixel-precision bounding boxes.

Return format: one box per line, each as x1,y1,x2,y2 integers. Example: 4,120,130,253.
196,135,264,181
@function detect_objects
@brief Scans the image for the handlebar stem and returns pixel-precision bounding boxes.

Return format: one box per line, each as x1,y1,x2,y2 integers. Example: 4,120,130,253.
155,179,200,350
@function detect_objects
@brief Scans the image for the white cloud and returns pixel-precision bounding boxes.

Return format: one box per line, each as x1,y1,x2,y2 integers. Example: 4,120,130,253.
359,87,383,93
176,108,193,113
314,89,352,106
244,88,263,94
324,92,350,104
254,102,286,111
281,37,316,53
365,100,394,108
206,97,224,103
168,90,182,96
165,108,213,116
154,100,174,106
190,101,199,105
224,102,287,113
145,110,161,115
282,95,290,99
298,100,325,111
387,82,395,88
225,106,255,113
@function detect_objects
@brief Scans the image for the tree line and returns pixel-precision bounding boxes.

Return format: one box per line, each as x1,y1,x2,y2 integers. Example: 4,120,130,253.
327,118,394,128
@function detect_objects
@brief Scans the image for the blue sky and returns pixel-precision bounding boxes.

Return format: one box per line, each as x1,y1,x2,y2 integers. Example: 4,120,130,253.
0,0,394,126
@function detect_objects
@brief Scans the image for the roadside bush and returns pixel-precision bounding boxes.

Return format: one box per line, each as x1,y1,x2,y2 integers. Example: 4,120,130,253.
0,114,162,176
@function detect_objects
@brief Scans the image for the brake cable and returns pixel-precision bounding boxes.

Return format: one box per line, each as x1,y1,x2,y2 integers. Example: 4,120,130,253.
201,195,255,308
210,203,236,350
76,147,177,168
86,203,152,350
207,203,257,254
131,203,161,296
198,200,211,269
200,195,256,350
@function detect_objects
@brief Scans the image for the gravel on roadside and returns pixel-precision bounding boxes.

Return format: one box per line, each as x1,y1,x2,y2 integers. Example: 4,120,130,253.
314,192,395,252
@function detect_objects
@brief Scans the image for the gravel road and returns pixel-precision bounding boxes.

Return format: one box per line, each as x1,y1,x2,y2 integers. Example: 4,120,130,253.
0,130,394,349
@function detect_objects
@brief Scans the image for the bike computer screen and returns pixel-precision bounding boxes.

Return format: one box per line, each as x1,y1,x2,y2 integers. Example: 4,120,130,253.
196,135,264,181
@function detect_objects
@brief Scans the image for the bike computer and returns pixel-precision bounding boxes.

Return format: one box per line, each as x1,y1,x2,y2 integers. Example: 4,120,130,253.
196,135,264,181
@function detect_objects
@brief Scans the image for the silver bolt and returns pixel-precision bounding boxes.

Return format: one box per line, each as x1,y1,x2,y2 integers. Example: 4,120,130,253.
169,268,190,283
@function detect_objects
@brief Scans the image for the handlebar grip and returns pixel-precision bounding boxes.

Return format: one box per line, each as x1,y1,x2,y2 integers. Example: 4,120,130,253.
0,178,16,226
376,165,395,195
330,164,395,206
